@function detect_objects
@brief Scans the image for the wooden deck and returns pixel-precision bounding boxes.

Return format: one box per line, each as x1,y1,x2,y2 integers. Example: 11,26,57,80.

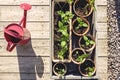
0,0,107,80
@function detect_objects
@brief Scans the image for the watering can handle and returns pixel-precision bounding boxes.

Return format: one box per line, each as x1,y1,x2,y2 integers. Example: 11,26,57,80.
6,42,16,52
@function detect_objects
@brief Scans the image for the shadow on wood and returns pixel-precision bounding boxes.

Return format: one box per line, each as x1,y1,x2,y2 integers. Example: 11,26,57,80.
16,39,44,80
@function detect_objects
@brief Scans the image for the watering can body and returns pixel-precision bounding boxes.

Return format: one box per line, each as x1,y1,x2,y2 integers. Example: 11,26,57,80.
4,23,31,52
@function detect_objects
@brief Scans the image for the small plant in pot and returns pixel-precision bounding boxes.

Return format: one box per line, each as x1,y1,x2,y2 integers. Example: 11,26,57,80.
73,0,96,17
71,48,89,64
79,59,96,77
79,34,95,52
53,62,67,77
72,17,90,36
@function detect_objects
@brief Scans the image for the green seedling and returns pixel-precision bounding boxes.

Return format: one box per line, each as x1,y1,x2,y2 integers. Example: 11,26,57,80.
75,17,88,30
83,0,96,15
58,21,69,38
67,0,73,4
56,11,74,60
85,67,94,77
56,67,66,77
75,51,89,62
57,11,74,23
83,35,95,46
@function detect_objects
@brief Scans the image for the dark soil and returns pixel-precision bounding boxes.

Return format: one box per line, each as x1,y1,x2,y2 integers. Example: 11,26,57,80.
79,60,95,75
54,63,66,74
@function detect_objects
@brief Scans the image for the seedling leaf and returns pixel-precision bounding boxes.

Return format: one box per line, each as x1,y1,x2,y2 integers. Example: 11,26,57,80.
83,35,89,41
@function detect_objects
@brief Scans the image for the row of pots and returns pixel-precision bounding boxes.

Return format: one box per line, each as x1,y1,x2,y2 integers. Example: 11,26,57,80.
53,59,96,77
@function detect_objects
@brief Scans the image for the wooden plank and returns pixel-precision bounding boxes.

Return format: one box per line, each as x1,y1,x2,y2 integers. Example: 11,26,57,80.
0,39,50,56
0,73,51,80
0,0,49,5
97,57,107,79
96,23,107,32
96,0,107,6
96,6,107,22
0,6,50,21
98,73,107,80
97,32,107,39
0,57,50,73
0,22,50,38
97,39,107,47
97,39,107,56
97,57,107,75
97,46,107,57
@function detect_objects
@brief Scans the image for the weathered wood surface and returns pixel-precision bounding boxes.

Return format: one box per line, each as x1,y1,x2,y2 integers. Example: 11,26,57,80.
95,0,107,79
0,57,50,73
96,0,107,5
0,39,50,56
96,6,107,23
97,40,107,56
0,0,49,5
0,6,50,21
96,23,107,32
0,22,50,38
97,31,107,39
97,57,107,80
0,73,51,80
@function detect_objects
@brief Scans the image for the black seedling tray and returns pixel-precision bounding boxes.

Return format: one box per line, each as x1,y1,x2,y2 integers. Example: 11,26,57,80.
50,0,98,79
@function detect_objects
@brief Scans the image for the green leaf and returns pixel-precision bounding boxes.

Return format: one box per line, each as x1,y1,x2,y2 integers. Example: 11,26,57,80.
75,26,80,30
90,40,95,44
76,51,79,54
61,14,65,19
76,54,89,62
70,14,74,19
67,0,73,4
61,41,66,48
58,52,64,60
60,30,68,37
65,11,71,15
57,11,63,15
82,23,88,27
76,57,83,62
86,42,89,46
93,6,96,11
80,54,89,59
90,0,95,5
85,67,94,77
58,21,63,28
89,67,94,72
88,72,92,77
77,17,82,23
83,36,89,41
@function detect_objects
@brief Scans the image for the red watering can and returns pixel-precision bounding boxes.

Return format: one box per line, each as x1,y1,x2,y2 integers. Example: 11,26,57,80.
4,3,32,52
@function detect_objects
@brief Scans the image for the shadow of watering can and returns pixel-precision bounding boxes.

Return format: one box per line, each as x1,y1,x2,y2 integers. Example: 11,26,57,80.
4,3,32,52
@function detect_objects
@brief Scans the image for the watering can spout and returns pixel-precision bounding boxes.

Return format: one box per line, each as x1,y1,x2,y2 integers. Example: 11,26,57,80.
20,3,32,28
